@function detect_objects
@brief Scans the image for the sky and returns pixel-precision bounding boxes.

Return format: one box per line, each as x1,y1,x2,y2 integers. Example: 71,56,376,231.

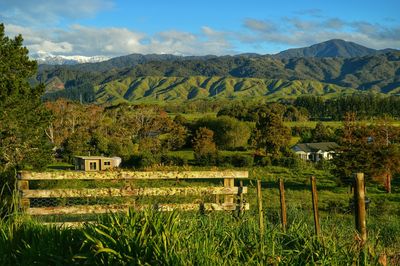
1,0,400,57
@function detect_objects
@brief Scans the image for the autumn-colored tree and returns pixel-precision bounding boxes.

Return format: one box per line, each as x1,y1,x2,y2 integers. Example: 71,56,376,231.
192,127,218,165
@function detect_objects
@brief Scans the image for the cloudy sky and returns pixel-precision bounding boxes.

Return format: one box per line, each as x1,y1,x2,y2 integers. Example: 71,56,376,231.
1,0,399,57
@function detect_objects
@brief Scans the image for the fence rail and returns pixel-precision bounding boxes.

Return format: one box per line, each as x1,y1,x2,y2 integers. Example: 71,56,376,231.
18,170,248,180
17,170,249,219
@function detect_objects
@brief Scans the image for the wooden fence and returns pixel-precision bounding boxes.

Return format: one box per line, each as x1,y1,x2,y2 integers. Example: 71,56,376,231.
17,170,249,217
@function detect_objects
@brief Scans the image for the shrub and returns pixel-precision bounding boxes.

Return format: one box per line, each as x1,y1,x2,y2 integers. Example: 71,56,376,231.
126,152,161,168
254,154,271,166
195,153,218,166
230,154,254,167
217,154,254,167
161,155,188,166
272,156,301,168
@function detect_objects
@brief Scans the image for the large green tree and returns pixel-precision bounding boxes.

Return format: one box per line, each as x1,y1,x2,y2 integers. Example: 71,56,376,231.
0,24,52,183
252,110,291,156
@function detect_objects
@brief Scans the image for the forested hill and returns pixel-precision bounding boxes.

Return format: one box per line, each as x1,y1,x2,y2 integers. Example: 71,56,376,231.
37,40,400,103
275,39,395,59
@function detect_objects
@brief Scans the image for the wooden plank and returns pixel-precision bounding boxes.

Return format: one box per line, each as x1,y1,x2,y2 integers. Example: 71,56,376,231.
27,203,250,215
19,170,249,180
224,178,235,204
22,186,247,198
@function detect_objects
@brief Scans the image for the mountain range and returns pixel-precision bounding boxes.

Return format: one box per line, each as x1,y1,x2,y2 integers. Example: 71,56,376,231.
37,39,400,103
32,51,110,65
275,39,397,59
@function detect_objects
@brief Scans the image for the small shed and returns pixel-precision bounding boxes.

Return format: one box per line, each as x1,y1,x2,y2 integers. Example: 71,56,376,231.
74,156,121,171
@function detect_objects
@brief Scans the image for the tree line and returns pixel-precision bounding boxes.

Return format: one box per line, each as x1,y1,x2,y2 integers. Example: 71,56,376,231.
294,94,400,120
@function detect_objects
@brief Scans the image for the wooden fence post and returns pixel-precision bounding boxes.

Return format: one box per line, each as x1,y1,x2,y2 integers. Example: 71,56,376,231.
238,180,244,215
279,178,287,232
310,176,321,236
256,180,264,239
224,178,235,206
17,173,30,211
354,173,367,244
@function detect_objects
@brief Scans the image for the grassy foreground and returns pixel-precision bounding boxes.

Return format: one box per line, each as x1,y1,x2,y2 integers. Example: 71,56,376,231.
0,209,395,265
1,166,400,265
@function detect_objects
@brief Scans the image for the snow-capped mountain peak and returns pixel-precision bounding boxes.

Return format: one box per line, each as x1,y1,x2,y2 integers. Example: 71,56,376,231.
32,51,111,65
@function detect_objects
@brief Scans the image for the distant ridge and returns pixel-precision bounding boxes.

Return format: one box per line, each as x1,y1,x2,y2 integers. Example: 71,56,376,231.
276,39,396,58
36,39,400,103
36,39,399,66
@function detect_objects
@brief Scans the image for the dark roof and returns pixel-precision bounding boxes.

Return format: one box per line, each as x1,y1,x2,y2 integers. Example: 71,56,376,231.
292,142,338,153
75,156,114,160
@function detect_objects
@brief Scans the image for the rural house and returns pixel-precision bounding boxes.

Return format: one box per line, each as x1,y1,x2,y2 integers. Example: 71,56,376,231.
74,156,121,171
292,142,338,162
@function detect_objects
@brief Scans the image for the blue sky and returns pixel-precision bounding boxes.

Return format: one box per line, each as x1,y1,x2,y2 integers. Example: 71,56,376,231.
1,0,399,57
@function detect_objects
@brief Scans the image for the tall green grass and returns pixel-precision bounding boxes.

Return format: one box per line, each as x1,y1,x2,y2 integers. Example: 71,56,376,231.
1,208,395,265
1,165,399,265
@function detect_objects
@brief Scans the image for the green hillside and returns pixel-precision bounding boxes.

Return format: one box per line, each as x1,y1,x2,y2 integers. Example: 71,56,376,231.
93,76,358,103
38,42,400,104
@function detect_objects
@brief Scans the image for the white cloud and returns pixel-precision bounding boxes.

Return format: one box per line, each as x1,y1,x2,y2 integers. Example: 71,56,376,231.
148,28,233,55
243,19,277,33
0,0,113,26
4,23,234,57
241,16,400,51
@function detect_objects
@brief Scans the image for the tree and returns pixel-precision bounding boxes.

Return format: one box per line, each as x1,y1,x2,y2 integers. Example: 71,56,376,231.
332,113,400,191
252,110,291,157
310,122,335,142
0,24,52,183
163,123,188,151
195,116,251,150
192,127,218,165
332,113,373,184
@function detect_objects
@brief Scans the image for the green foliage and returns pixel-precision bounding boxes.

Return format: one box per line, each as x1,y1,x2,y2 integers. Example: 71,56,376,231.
192,127,218,166
161,154,188,166
218,154,254,167
39,50,400,104
195,116,251,150
0,24,52,180
162,123,188,151
78,210,182,265
295,94,400,120
1,208,397,265
332,113,400,186
126,152,161,168
252,110,291,156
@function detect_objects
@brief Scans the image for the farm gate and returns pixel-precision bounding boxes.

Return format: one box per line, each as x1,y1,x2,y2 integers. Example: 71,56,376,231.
17,170,249,221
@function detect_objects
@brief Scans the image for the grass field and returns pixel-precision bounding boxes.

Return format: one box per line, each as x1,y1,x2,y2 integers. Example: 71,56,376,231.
1,165,399,264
